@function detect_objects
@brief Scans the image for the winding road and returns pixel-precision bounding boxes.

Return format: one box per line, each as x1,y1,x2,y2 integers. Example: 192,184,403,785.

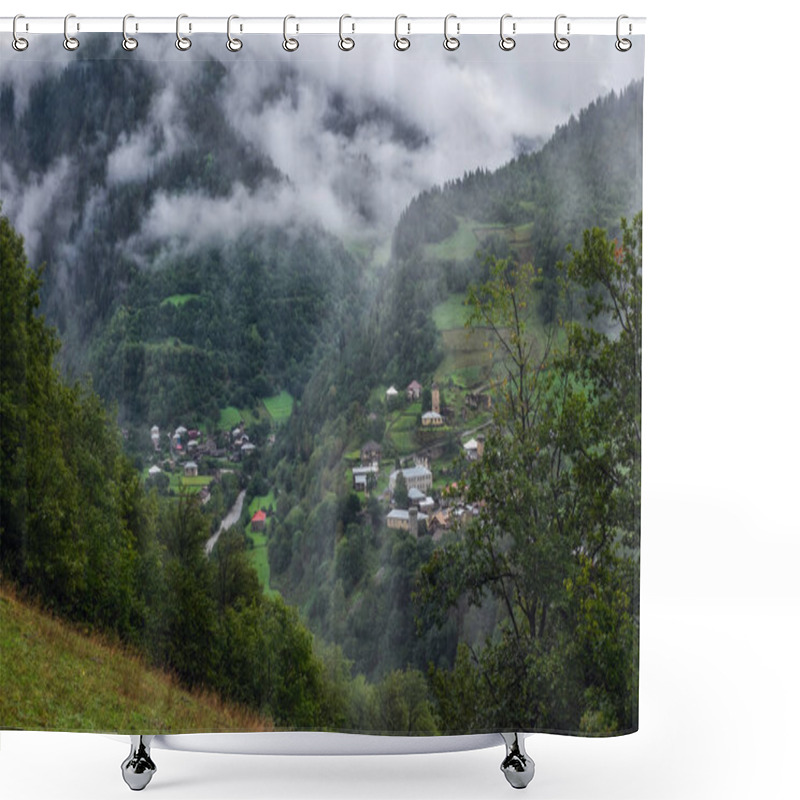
204,489,247,555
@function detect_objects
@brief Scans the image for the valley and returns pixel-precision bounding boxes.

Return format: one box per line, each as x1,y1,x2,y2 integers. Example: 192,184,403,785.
1,46,642,733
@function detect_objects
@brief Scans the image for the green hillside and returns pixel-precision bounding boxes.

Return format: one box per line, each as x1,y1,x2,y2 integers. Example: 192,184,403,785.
0,585,269,732
244,494,279,597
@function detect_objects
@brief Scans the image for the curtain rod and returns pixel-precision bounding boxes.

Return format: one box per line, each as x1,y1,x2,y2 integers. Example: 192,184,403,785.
1,16,645,37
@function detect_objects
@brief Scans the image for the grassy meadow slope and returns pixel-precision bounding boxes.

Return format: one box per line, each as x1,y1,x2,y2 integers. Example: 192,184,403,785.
0,584,269,733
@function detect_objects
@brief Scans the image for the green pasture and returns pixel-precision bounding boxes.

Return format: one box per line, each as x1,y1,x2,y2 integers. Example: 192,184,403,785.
432,293,470,331
174,474,213,495
0,587,266,732
181,475,213,487
423,217,480,262
244,529,279,599
219,406,245,430
262,391,293,424
248,494,275,518
423,216,537,266
161,293,200,308
219,393,292,434
434,327,495,388
386,428,416,454
245,494,278,598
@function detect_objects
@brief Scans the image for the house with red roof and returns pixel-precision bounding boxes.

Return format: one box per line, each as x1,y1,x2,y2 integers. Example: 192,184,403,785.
251,509,267,532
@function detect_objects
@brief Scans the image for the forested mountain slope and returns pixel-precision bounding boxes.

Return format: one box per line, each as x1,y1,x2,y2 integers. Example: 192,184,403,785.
2,53,642,733
1,33,641,433
265,82,643,691
1,40,366,427
390,81,643,322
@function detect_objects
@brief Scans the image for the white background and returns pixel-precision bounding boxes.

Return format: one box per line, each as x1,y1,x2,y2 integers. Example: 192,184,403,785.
2,1,798,798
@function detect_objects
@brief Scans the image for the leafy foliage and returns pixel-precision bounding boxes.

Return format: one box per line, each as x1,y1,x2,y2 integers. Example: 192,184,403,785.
0,210,412,732
418,215,641,734
1,208,149,639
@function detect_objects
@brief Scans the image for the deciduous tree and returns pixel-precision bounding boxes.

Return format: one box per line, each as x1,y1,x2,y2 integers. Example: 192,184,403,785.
419,215,641,733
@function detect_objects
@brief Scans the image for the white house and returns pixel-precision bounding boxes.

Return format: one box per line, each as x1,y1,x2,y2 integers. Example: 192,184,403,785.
463,436,485,461
389,465,433,493
352,464,379,491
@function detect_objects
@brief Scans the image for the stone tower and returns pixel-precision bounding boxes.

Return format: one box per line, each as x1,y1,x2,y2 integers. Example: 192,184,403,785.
408,506,419,538
431,383,440,415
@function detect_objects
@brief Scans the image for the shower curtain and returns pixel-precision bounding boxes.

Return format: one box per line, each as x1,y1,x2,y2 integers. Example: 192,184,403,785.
1,23,643,740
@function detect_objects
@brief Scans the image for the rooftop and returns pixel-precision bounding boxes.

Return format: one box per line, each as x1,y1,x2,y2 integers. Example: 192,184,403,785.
387,509,429,522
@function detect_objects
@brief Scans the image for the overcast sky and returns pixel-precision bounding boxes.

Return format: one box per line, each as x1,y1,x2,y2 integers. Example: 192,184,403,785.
1,33,644,254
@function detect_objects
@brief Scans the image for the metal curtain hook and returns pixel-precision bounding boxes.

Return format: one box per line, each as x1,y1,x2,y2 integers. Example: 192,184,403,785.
122,14,138,51
553,14,570,51
615,14,632,51
282,15,299,51
63,13,79,51
499,14,516,51
394,14,410,51
338,14,355,51
176,13,192,51
444,14,460,51
12,14,29,51
227,15,243,51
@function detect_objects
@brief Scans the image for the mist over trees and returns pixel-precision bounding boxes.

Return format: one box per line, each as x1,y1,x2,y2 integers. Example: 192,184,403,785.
392,83,643,322
90,229,363,425
2,50,642,735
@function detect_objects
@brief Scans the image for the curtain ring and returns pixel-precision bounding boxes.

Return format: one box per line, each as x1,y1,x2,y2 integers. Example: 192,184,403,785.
12,14,29,51
282,14,299,51
394,14,410,51
443,14,460,51
226,15,243,52
176,13,192,51
553,14,570,51
122,14,138,51
338,14,355,51
499,14,516,51
63,13,79,51
615,14,632,52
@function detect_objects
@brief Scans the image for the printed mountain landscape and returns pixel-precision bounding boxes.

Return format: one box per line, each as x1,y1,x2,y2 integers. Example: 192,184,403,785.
1,35,642,736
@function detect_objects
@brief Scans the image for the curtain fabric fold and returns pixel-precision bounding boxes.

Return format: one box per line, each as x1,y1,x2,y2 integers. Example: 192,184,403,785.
1,30,644,738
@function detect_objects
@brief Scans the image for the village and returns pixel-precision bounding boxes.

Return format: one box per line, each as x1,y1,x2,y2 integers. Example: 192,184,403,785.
352,378,490,541
138,371,494,549
143,421,266,503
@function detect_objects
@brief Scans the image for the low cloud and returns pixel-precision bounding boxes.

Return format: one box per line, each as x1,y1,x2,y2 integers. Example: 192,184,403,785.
3,33,644,261
1,155,72,255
